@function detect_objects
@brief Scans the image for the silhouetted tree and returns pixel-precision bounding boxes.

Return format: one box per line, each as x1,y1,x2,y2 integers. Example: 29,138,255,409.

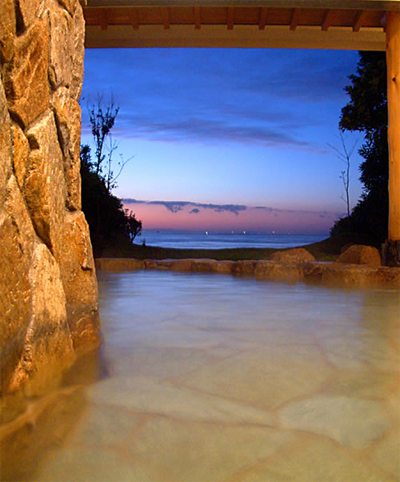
331,52,388,245
87,97,132,192
88,96,119,176
329,130,357,216
80,98,142,256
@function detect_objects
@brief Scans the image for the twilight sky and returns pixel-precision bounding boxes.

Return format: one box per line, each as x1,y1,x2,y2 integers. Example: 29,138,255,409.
80,48,363,234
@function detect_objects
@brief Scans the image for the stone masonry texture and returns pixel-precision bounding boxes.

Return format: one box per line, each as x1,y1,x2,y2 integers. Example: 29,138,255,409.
0,0,100,407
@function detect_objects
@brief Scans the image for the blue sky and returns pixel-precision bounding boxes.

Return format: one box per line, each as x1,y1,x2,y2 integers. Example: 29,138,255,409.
80,48,363,233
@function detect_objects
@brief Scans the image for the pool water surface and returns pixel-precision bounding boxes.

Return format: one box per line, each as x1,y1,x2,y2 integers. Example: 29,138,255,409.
34,270,399,481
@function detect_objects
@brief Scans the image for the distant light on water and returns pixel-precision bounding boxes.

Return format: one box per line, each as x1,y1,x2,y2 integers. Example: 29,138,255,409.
136,231,327,250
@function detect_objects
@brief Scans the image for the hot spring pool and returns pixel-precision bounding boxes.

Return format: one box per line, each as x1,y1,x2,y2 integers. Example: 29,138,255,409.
22,271,400,480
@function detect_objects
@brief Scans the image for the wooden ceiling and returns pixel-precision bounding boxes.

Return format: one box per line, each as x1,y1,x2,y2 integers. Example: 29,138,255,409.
83,1,398,50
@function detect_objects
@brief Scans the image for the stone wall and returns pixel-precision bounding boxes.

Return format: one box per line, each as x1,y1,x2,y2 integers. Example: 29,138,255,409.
0,0,100,401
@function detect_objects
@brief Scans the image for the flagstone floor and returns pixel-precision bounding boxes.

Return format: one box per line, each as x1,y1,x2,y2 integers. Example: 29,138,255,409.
34,270,400,482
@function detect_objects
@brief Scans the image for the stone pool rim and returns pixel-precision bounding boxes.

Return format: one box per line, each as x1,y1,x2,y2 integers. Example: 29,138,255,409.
95,258,400,289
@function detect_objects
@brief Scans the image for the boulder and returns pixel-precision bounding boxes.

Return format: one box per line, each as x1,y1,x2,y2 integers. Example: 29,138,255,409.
3,19,49,127
270,248,316,263
24,111,66,260
336,245,381,267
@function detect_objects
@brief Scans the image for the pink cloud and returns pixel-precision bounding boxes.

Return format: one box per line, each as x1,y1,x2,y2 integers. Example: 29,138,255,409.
124,201,342,235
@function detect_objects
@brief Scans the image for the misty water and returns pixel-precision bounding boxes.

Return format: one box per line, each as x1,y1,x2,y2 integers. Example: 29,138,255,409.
28,270,400,481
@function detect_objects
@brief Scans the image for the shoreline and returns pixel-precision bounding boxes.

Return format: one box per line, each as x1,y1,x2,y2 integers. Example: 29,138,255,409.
100,236,351,262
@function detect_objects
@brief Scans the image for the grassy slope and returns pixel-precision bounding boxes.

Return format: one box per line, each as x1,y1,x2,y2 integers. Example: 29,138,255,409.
101,236,350,262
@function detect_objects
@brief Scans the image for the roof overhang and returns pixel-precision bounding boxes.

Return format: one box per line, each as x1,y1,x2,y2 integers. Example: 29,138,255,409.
84,1,400,50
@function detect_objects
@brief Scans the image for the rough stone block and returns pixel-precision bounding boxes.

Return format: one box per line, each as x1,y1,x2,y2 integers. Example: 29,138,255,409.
191,259,219,273
3,19,49,127
17,0,44,30
48,0,73,89
254,261,302,283
52,87,82,210
336,244,382,267
95,258,145,271
56,0,80,16
322,263,377,287
24,111,66,260
0,176,36,396
232,260,257,276
0,216,31,395
302,262,326,284
270,248,316,263
60,211,100,354
144,260,173,270
170,259,194,272
71,1,85,100
11,124,30,190
375,267,400,287
0,0,15,63
214,260,235,274
0,80,12,210
9,243,76,397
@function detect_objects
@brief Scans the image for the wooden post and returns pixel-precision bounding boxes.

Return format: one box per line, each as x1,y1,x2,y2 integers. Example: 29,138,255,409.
385,11,400,265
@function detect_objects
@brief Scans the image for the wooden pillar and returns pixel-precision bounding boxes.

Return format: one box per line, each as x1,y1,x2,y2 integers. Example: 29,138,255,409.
387,12,400,241
385,11,400,265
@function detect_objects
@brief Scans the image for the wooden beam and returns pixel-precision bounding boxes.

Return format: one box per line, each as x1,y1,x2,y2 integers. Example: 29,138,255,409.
290,8,299,31
227,7,234,30
85,0,400,11
162,6,170,29
85,24,386,51
194,6,201,30
130,8,139,30
386,11,400,242
353,10,367,32
321,9,333,31
100,9,108,30
258,7,268,30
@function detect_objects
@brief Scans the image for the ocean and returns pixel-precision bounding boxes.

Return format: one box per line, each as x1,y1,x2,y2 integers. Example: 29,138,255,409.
134,231,327,250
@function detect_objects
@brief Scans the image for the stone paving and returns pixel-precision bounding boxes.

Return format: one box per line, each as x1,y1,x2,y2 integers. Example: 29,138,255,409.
27,271,400,481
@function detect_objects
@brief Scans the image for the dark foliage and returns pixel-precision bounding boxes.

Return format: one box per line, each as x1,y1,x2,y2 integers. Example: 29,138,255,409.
331,52,388,245
80,144,142,257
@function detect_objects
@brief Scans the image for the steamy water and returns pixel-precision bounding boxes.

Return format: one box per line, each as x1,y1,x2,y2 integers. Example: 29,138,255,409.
17,271,400,481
